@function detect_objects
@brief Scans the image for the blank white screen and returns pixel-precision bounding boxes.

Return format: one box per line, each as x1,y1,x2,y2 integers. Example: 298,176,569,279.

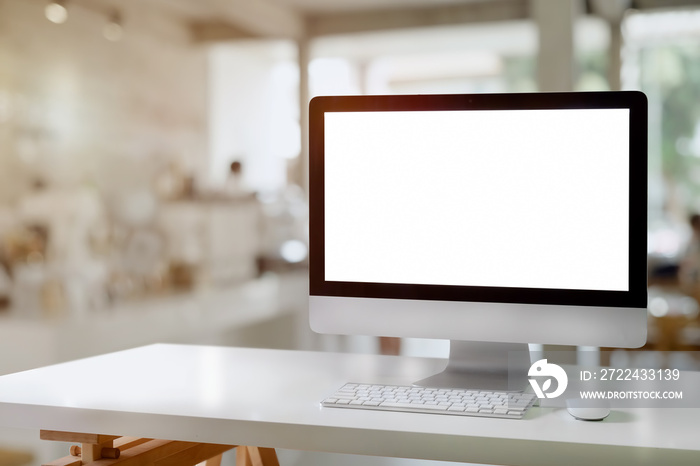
324,109,630,292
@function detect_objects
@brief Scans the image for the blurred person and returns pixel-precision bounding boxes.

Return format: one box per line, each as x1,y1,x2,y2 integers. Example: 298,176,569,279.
224,160,247,197
379,336,401,355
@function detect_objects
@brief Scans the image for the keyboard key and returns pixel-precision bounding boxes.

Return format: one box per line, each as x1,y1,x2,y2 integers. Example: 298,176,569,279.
381,402,449,411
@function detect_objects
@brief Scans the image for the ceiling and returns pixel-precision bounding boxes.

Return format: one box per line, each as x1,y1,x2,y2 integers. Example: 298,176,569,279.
182,0,532,40
96,0,700,41
274,0,484,14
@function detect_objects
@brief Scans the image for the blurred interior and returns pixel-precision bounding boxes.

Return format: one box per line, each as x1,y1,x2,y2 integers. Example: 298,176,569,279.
1,0,700,464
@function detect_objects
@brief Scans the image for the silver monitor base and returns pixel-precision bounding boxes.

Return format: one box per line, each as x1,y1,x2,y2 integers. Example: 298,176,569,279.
413,341,531,392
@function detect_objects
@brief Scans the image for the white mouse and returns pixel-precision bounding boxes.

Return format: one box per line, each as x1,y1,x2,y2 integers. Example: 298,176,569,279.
565,398,610,421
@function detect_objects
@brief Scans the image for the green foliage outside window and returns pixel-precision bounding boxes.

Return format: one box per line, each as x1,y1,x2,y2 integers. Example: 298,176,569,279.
640,44,700,213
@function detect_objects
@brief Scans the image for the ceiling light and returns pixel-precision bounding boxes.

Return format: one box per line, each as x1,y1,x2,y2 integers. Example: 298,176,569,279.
45,0,68,24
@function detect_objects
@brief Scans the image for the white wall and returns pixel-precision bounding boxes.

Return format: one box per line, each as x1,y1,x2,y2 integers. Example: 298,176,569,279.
208,41,300,192
0,0,208,203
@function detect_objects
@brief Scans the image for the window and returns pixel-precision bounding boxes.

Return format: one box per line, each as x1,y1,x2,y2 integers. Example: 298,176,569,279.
624,8,700,257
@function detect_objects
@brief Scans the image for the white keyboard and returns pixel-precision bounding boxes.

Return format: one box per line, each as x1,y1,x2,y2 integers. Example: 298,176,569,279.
322,383,537,419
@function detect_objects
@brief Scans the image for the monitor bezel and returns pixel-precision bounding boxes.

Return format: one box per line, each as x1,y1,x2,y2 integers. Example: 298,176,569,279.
309,91,648,310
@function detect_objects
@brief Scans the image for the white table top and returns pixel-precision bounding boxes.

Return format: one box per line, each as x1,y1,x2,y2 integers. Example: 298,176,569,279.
0,343,698,466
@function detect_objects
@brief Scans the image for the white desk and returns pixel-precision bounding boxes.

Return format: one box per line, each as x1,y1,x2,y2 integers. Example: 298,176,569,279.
0,344,698,466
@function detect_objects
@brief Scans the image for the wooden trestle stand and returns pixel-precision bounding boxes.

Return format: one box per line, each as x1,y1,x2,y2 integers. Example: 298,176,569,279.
40,430,280,466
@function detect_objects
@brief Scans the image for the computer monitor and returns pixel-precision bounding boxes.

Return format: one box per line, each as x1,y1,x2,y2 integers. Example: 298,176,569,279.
308,91,648,390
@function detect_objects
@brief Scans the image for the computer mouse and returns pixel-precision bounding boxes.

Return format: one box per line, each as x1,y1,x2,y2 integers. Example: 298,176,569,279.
565,398,610,421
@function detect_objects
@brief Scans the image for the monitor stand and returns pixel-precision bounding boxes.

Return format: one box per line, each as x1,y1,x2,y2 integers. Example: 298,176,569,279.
413,341,531,392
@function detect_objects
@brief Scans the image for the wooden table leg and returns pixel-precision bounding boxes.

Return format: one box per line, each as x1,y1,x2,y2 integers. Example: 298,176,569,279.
236,446,279,466
40,430,279,466
203,454,223,466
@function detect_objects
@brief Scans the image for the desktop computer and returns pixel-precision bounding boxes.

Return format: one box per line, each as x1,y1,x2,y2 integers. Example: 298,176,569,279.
309,91,648,404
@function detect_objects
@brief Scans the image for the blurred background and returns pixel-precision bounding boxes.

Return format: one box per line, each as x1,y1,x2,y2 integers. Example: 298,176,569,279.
1,0,700,464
